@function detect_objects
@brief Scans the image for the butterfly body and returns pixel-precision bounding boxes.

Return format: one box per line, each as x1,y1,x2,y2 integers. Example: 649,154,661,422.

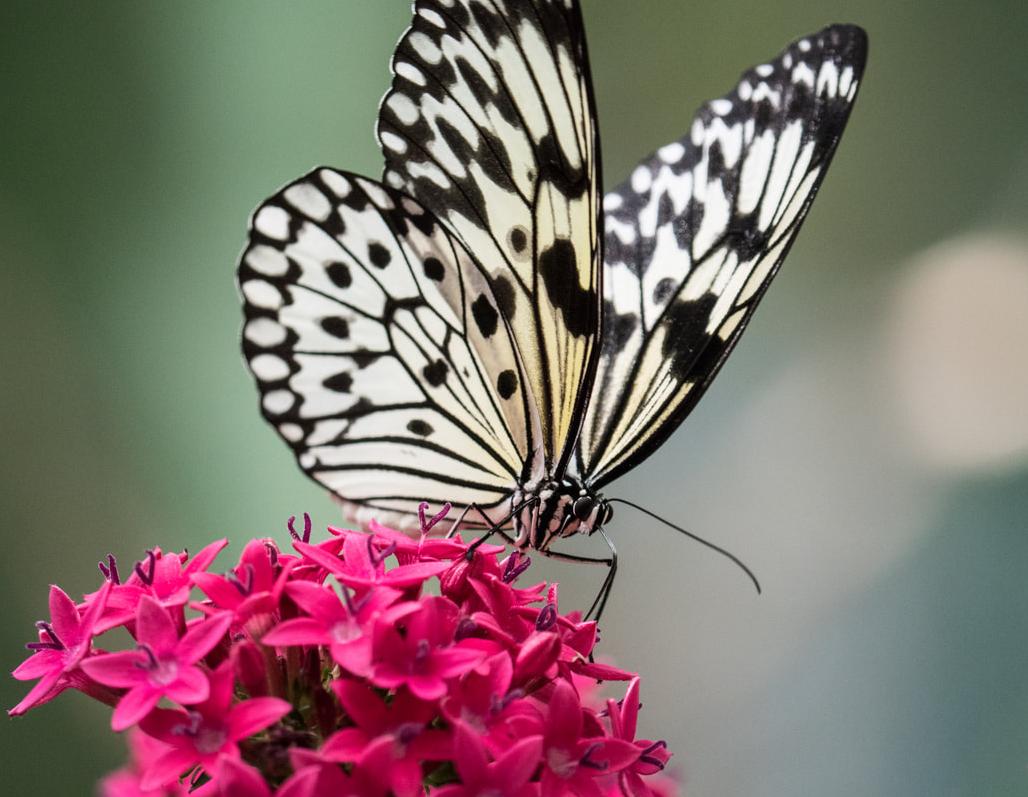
511,475,611,550
239,1,866,574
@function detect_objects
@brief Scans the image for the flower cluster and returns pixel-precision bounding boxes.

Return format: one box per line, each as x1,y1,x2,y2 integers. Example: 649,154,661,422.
10,505,674,796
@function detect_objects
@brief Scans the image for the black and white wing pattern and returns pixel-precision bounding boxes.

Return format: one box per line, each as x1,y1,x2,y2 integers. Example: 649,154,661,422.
239,168,531,527
577,25,867,487
377,0,601,478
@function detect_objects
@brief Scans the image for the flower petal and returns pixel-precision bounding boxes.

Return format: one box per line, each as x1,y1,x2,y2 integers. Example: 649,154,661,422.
319,728,369,762
139,747,200,791
211,755,272,797
330,680,388,731
580,738,642,774
8,670,62,716
496,734,544,788
545,679,583,748
81,650,148,688
283,581,347,623
192,573,245,610
11,649,60,681
184,538,229,577
260,618,329,648
226,697,291,740
621,677,641,740
48,585,82,644
112,685,162,731
452,721,489,786
163,664,210,706
177,611,232,664
135,596,179,654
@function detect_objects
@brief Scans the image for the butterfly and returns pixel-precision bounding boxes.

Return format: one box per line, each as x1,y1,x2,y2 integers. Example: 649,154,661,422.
238,0,866,605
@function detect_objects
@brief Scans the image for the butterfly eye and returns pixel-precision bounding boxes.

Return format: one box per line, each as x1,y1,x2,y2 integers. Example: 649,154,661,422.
573,496,595,521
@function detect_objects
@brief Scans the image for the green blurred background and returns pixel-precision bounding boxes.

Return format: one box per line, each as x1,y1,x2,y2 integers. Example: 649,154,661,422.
3,1,1028,794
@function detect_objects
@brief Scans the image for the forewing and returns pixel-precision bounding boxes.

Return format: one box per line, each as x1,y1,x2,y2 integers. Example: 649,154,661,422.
578,25,867,487
377,0,601,477
238,168,531,528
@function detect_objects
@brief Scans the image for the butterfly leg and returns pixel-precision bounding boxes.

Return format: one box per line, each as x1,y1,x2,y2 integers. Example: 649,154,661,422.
539,527,618,625
447,503,520,549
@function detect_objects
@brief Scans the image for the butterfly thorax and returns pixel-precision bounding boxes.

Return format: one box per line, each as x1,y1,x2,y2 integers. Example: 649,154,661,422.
512,476,612,551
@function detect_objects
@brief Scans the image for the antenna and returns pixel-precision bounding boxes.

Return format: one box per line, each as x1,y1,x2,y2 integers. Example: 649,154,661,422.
607,498,762,594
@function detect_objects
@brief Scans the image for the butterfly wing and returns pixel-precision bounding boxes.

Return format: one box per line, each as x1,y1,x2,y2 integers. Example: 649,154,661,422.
577,25,867,487
377,0,602,479
239,168,532,528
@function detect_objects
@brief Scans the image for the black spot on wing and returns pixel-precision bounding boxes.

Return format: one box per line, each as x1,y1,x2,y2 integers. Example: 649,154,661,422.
728,217,770,261
368,242,391,269
471,294,499,338
491,275,516,321
653,278,676,305
539,239,596,338
496,370,517,400
602,300,638,352
321,317,350,339
508,226,528,253
323,372,353,393
422,359,448,387
423,256,445,281
351,349,381,369
407,419,433,437
707,140,726,175
326,261,352,289
662,293,718,382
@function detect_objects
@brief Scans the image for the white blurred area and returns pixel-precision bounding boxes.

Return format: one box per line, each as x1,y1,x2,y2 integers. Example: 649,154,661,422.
571,230,1028,796
887,234,1028,474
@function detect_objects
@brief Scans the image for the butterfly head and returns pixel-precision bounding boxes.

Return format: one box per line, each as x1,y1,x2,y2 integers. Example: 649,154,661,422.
519,477,612,551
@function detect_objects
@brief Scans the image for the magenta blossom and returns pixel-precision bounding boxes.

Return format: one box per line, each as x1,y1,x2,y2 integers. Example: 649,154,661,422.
82,596,232,730
607,679,672,797
370,594,487,700
191,538,293,632
539,679,641,797
92,541,227,634
11,510,676,796
322,681,451,796
10,579,112,715
261,579,402,676
433,721,543,797
139,662,290,790
192,756,273,797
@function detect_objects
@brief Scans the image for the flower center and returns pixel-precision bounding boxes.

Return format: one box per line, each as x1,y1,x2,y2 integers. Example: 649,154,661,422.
148,657,180,686
173,712,228,755
546,747,577,779
330,618,359,644
135,644,180,685
412,639,431,672
194,724,228,755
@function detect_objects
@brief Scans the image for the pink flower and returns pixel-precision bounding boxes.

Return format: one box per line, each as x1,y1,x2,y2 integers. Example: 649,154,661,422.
296,531,449,591
433,721,543,797
191,539,292,631
99,730,186,797
82,596,233,730
606,678,672,797
322,681,450,797
93,541,227,634
261,580,402,676
138,663,290,790
11,511,678,795
277,739,392,797
370,595,487,700
442,652,543,756
9,579,112,715
191,756,273,797
539,680,641,797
